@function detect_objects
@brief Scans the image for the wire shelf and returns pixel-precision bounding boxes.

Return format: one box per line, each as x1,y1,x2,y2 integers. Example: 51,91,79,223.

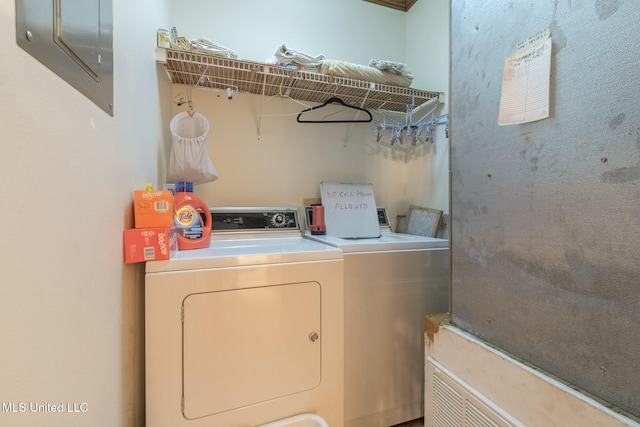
163,49,441,113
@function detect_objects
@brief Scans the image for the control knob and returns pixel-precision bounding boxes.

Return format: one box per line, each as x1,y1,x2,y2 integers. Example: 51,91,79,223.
271,213,286,227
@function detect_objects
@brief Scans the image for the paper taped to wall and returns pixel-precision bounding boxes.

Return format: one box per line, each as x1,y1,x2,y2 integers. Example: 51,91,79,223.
498,27,552,125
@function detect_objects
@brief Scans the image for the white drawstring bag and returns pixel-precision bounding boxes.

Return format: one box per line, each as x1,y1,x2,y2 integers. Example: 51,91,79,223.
167,111,219,185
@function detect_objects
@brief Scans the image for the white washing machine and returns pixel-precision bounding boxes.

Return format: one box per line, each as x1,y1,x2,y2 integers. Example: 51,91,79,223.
145,208,344,427
304,207,449,427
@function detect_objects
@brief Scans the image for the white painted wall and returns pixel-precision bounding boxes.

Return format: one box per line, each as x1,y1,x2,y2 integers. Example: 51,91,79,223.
171,0,408,65
406,0,450,212
170,0,450,222
0,0,171,426
0,0,449,426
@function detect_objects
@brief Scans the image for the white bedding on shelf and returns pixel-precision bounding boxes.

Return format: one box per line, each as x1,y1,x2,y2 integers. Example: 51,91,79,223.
320,59,414,87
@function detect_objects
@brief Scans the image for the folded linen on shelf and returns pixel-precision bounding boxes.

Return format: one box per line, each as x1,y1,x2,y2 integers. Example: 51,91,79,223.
271,43,325,68
190,37,238,58
321,59,414,87
369,58,412,77
171,36,192,51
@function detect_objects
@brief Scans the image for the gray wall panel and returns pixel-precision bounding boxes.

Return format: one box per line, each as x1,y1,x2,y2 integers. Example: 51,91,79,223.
450,0,640,417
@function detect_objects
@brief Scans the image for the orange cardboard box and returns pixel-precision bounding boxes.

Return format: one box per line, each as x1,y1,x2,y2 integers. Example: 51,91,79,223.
123,227,177,264
133,189,174,228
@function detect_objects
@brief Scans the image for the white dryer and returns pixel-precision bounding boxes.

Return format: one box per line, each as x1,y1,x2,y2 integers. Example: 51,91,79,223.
304,207,449,427
145,208,344,427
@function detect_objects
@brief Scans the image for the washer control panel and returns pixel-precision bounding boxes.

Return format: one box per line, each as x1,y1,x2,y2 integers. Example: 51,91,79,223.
210,208,300,233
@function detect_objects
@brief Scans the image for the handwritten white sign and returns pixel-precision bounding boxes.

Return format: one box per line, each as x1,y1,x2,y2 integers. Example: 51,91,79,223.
320,182,380,238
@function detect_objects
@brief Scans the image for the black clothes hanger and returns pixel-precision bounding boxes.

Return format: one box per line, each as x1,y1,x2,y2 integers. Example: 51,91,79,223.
297,97,373,123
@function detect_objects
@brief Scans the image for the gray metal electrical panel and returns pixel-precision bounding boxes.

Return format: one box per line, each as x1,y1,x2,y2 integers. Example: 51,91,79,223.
16,0,113,115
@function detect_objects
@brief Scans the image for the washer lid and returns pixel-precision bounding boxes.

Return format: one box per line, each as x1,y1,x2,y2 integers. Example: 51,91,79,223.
145,236,343,273
304,231,449,252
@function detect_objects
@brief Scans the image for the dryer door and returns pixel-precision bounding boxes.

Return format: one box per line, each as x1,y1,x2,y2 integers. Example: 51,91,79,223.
182,281,322,420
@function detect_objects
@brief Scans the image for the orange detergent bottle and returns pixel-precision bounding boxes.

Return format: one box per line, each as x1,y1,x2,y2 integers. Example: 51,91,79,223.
173,181,211,250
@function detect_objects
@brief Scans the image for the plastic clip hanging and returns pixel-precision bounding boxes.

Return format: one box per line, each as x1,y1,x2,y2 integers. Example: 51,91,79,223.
372,96,448,146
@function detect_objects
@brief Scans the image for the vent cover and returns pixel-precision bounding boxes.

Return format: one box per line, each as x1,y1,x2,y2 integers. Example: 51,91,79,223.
426,359,520,427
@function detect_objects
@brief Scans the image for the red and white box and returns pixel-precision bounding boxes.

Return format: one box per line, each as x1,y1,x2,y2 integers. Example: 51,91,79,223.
123,227,177,264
